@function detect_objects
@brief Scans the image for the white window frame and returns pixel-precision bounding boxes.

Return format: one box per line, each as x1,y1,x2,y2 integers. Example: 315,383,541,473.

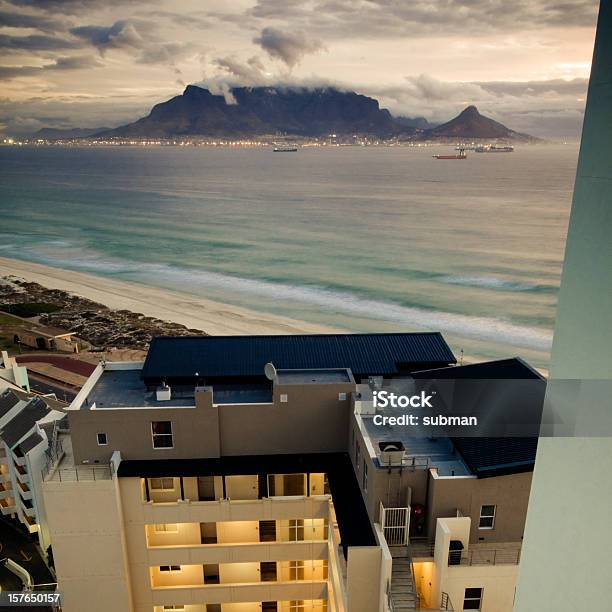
478,504,496,529
463,587,483,610
151,421,173,449
96,432,107,446
338,392,347,401
280,393,288,403
154,523,179,533
149,477,174,491
159,565,181,573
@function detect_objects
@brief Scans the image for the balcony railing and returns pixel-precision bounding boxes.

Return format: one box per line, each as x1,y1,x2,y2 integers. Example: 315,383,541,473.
45,464,113,482
450,547,521,566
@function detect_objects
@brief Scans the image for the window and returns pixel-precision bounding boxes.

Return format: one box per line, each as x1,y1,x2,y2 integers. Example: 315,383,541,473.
150,477,174,491
479,505,496,529
159,565,181,573
463,587,483,610
338,392,347,401
355,441,361,471
154,523,178,533
96,432,107,446
362,461,368,493
280,393,288,403
151,421,173,449
163,607,185,610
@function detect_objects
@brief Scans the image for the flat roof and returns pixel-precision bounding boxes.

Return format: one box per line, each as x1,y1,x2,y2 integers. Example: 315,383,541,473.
86,369,194,409
361,414,471,476
276,368,352,384
117,452,375,550
141,333,456,382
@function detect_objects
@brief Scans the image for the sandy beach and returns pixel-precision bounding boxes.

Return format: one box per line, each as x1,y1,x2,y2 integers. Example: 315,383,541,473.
0,257,339,336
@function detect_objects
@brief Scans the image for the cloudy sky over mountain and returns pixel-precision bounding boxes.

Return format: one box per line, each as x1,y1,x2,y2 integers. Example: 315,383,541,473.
0,0,599,138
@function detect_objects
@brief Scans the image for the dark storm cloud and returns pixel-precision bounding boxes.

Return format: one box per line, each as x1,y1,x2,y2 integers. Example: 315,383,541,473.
248,0,598,36
253,27,325,67
0,9,63,32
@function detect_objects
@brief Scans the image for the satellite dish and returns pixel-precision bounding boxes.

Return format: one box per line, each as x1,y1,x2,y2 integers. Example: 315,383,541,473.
264,362,277,381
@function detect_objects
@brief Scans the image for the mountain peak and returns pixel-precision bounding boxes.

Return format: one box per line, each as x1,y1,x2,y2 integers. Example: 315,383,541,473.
459,105,480,117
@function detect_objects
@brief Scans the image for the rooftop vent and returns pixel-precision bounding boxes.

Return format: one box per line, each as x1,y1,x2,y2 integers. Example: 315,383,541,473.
156,384,172,401
378,441,406,466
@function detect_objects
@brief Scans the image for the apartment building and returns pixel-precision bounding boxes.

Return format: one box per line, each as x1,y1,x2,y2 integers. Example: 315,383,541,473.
351,358,542,611
0,387,66,552
40,333,540,612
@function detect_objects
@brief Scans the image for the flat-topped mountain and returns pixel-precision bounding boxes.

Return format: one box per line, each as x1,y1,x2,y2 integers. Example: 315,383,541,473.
426,105,536,141
34,127,110,140
101,85,408,138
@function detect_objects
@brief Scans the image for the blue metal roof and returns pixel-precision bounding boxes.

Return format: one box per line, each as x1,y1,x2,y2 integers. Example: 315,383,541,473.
142,332,456,381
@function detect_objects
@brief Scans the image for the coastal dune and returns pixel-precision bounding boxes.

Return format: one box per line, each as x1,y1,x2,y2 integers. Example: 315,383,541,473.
0,257,338,336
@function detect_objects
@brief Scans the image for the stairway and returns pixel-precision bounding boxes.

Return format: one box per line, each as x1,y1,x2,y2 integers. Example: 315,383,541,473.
390,555,418,611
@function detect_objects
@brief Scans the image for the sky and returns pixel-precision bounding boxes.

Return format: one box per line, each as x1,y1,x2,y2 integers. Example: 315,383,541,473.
0,0,600,138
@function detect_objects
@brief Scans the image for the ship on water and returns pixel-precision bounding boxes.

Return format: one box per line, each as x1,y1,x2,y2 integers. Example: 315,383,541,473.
475,145,514,153
273,145,298,152
433,148,467,160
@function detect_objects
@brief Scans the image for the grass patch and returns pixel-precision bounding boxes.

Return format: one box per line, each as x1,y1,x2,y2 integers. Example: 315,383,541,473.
0,303,61,318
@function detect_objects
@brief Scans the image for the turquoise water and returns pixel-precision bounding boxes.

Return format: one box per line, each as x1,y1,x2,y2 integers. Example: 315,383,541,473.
0,144,578,368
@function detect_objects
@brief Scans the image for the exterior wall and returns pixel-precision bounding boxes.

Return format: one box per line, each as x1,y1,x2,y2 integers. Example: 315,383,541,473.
68,389,221,464
427,470,532,543
346,546,383,612
43,472,132,612
70,379,353,464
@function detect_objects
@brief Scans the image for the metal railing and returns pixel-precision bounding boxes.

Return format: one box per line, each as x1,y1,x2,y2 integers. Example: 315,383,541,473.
451,547,521,566
380,502,410,546
46,464,113,482
440,591,455,610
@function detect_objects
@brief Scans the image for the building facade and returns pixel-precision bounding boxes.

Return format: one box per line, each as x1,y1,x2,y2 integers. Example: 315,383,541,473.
40,333,539,612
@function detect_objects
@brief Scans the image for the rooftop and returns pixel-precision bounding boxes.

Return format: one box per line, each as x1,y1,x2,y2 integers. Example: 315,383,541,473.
141,332,456,382
0,397,50,448
276,368,353,384
85,368,194,409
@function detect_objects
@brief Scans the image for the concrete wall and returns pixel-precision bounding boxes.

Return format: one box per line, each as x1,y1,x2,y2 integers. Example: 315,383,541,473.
70,380,353,464
346,545,383,612
43,475,133,612
427,470,532,543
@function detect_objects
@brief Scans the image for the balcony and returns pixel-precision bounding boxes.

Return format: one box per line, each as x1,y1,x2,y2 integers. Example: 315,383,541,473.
0,497,15,515
17,479,32,500
142,496,331,527
0,482,13,500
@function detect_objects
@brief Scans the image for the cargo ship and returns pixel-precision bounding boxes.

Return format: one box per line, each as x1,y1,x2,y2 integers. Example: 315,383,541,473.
475,145,514,153
433,148,467,160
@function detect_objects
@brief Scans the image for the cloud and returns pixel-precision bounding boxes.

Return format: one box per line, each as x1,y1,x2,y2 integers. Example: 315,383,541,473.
248,0,598,36
0,9,64,32
253,27,325,67
6,0,154,14
70,20,145,52
0,55,103,79
213,55,270,85
0,33,83,52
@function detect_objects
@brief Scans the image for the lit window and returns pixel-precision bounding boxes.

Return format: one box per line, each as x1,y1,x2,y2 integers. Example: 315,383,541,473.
362,461,368,493
151,421,173,449
154,523,178,533
163,607,185,610
96,432,107,446
479,505,496,529
159,565,181,573
463,587,483,610
150,478,174,491
338,392,347,401
280,394,288,403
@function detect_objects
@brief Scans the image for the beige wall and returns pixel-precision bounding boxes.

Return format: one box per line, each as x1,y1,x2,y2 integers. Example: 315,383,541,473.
70,381,353,464
346,546,383,612
427,470,532,543
43,476,133,612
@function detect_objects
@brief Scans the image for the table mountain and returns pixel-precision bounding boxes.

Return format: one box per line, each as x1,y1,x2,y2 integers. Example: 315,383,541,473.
101,85,409,138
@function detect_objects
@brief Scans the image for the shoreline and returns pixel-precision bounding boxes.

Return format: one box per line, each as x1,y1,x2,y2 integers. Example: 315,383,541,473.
0,257,340,336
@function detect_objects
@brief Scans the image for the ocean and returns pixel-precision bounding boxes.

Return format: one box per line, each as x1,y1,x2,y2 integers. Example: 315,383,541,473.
0,143,579,369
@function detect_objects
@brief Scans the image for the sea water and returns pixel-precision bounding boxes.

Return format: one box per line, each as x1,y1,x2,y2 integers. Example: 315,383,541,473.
0,144,578,369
